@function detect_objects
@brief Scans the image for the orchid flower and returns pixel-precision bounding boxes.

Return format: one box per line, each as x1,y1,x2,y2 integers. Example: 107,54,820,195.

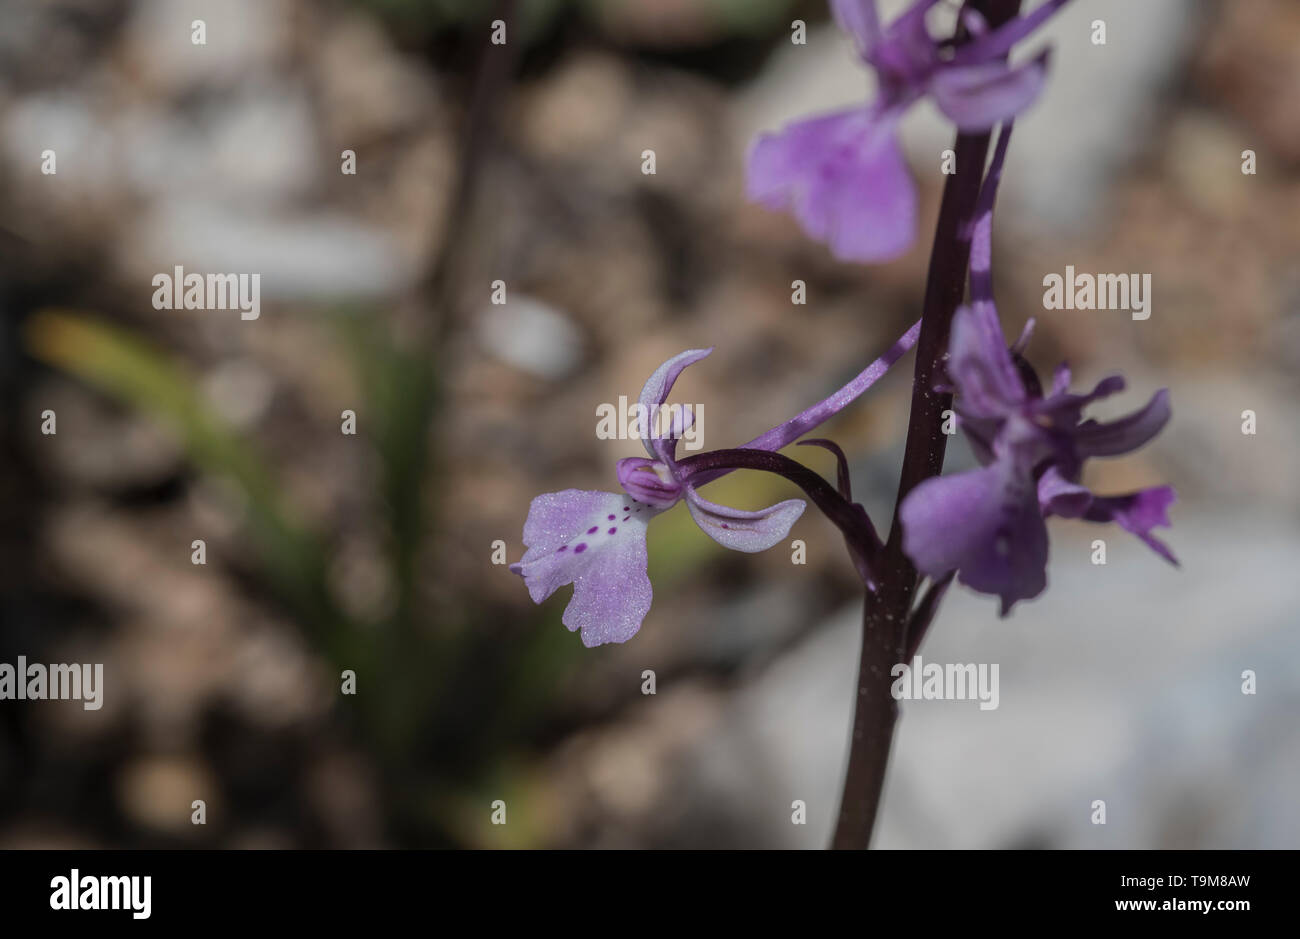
898,126,1177,614
510,322,921,646
746,0,1069,261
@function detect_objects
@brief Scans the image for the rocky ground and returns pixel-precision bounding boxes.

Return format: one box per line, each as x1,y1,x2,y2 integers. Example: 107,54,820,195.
1,0,1296,847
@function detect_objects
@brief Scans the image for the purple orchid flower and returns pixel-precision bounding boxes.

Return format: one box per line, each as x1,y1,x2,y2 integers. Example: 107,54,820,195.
510,322,921,646
746,0,1068,261
898,126,1177,615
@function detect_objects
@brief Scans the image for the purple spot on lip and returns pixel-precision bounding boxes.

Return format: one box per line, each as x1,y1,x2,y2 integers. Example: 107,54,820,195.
622,506,629,511
587,526,598,534
558,545,567,552
721,523,730,529
608,514,615,520
574,543,587,554
608,527,617,534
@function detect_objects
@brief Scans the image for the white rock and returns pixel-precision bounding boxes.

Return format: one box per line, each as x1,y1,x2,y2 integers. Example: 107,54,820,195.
693,511,1300,848
475,296,585,380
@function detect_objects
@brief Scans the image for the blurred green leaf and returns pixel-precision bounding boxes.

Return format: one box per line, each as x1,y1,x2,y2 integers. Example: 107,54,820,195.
25,309,352,657
337,314,439,629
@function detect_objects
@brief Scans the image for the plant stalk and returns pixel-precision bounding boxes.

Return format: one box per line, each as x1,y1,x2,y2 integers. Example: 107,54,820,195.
830,0,1022,850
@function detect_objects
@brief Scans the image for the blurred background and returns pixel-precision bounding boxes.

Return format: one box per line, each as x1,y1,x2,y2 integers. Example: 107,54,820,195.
1,0,1297,848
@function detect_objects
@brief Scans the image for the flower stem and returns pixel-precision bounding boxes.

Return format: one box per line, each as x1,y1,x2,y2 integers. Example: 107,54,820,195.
677,448,880,558
887,130,997,528
830,0,1022,851
829,571,912,849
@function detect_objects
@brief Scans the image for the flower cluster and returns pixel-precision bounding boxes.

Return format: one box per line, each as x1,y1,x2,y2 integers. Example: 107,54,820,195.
747,0,1067,261
898,300,1176,613
899,125,1176,613
510,0,1175,647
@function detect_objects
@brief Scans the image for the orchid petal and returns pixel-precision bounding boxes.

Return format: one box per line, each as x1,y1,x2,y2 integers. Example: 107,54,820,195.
831,0,882,58
1037,373,1127,424
684,486,805,553
952,412,1001,466
638,348,711,414
870,0,942,78
1049,361,1071,397
1084,485,1178,565
1072,389,1172,458
930,50,1050,131
616,457,682,509
947,301,1026,418
747,107,916,262
947,0,1070,68
900,459,1048,615
636,348,712,463
668,403,695,439
1010,317,1035,356
509,490,662,646
1037,465,1092,518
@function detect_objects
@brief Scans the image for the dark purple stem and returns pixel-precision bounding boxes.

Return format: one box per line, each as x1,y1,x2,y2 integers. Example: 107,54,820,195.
830,0,1022,852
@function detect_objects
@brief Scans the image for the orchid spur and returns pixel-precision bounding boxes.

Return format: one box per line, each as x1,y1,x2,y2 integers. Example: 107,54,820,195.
510,322,920,647
747,0,1070,262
